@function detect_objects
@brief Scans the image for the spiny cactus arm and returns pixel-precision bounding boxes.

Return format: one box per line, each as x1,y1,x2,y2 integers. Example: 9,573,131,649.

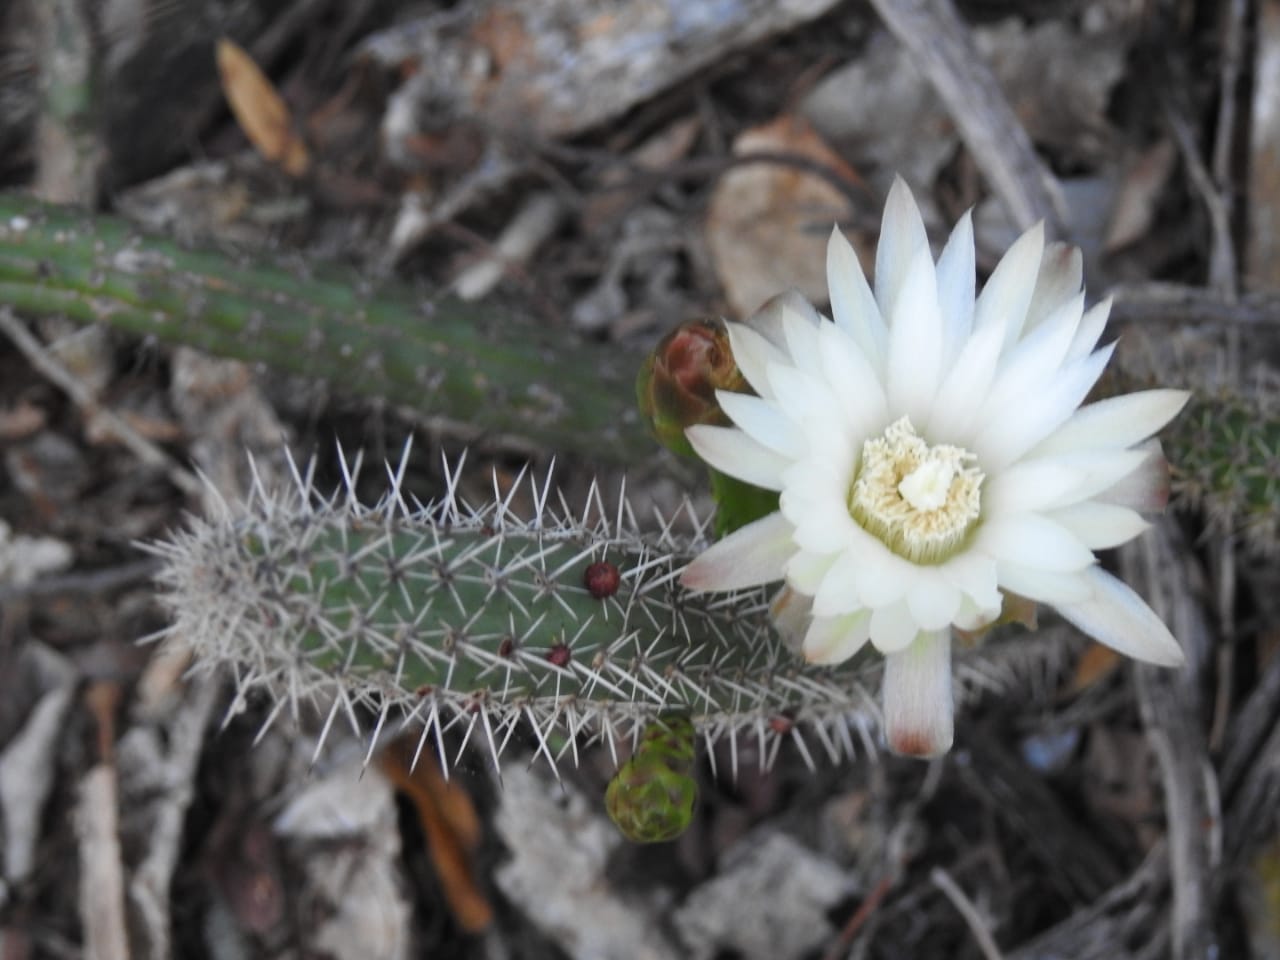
147,457,879,775
0,195,651,461
1170,390,1280,553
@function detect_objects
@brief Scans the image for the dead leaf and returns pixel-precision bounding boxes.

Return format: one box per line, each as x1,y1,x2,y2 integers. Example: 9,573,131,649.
215,38,309,177
1067,642,1122,695
0,403,46,441
1104,140,1177,252
706,114,863,319
379,740,491,933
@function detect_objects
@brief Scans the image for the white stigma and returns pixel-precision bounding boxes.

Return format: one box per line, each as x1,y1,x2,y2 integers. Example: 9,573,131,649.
849,417,984,564
898,460,955,512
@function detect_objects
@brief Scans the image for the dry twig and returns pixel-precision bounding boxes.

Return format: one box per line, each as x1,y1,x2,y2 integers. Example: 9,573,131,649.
129,677,221,960
0,309,203,498
1123,525,1222,960
865,0,1066,237
930,867,1004,960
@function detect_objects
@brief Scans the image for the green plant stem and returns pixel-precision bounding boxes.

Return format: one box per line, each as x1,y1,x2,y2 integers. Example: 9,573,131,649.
0,195,651,461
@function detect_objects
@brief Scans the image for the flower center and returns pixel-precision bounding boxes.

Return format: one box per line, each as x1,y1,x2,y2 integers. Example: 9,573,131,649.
848,417,984,564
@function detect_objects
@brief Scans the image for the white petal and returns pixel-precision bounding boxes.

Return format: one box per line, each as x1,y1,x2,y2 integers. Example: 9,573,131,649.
1003,449,1148,513
781,484,852,539
995,563,1093,604
817,322,888,436
827,226,887,371
981,293,1084,420
972,343,1115,471
766,362,825,417
980,513,1096,571
780,455,852,506
1054,566,1185,666
744,289,821,348
934,209,975,366
869,599,922,653
1048,501,1149,550
1025,241,1082,332
925,319,1004,443
769,586,810,652
786,550,837,594
974,221,1044,349
789,506,858,555
1065,297,1111,363
882,630,953,757
681,511,795,591
686,424,790,491
939,551,1001,611
983,459,1087,516
875,178,930,325
802,610,872,665
811,549,864,616
780,302,825,375
1095,441,1171,513
953,596,1003,632
1033,389,1191,457
853,540,918,608
906,574,962,630
726,321,786,400
716,391,806,458
887,243,944,425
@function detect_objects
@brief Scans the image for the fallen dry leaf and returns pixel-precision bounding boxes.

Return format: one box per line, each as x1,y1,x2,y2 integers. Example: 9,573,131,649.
379,740,491,933
1068,643,1123,695
705,114,863,319
215,38,309,177
0,402,47,440
1104,140,1177,252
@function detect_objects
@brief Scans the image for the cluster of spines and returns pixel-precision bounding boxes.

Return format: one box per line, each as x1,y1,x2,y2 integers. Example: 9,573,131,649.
148,446,880,776
1170,384,1280,554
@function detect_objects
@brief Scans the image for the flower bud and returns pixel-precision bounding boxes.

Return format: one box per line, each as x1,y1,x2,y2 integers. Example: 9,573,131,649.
637,319,745,458
604,714,697,843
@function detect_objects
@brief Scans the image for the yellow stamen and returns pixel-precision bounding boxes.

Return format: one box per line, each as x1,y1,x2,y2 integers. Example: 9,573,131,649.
849,417,983,564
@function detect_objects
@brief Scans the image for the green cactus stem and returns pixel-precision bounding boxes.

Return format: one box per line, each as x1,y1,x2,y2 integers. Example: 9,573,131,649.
1169,388,1280,554
0,195,650,461
146,448,877,774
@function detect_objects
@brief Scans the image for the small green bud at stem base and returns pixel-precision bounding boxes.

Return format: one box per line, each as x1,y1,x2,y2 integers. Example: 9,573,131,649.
605,715,698,844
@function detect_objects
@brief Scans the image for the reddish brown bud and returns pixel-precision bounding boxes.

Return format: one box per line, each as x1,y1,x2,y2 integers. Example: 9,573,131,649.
636,319,746,457
768,715,794,735
547,643,571,667
583,561,622,599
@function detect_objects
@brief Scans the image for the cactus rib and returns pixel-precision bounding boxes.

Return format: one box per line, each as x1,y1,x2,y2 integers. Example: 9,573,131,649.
146,449,879,773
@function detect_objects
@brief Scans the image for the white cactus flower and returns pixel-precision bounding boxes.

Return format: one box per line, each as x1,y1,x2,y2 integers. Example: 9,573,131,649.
681,177,1189,758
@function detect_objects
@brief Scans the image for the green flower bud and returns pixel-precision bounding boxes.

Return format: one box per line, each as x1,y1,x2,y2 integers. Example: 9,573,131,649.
605,714,697,844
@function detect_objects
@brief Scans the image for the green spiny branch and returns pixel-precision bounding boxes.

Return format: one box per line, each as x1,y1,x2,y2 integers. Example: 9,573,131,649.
147,449,878,774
